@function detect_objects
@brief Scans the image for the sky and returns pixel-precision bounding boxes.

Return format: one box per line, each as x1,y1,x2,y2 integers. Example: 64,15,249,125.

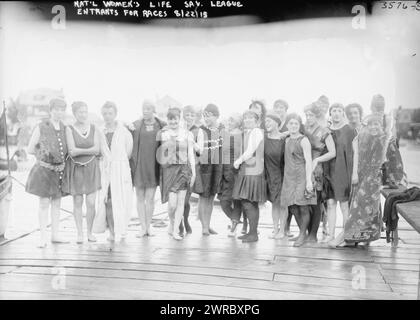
1,1,419,122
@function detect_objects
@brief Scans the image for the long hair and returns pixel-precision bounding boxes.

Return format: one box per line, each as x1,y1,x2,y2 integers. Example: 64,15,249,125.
249,100,266,130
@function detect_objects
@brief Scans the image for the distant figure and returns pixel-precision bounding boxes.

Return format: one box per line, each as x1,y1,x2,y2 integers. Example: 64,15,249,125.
345,103,364,133
371,95,405,188
249,100,267,130
272,99,289,134
395,106,403,148
315,95,330,128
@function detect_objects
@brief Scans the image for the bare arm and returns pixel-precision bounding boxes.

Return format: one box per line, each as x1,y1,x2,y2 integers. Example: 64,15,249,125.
233,129,263,170
66,126,100,157
195,128,204,155
314,134,336,164
125,127,133,158
352,136,359,184
188,132,196,178
97,128,109,158
236,128,263,164
301,137,313,191
27,125,40,155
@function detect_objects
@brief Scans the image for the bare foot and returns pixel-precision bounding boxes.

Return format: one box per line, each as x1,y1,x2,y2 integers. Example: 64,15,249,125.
293,235,306,247
76,234,84,244
38,240,47,248
274,232,286,240
51,236,70,244
137,231,148,238
173,233,183,241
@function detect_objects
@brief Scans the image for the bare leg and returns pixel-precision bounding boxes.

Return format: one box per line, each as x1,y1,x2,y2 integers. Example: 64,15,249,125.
340,201,349,226
270,202,281,238
199,195,215,235
242,211,248,234
135,187,147,237
198,195,205,230
73,195,84,243
206,194,217,234
323,199,337,242
183,189,192,234
307,203,322,242
294,206,311,247
167,192,177,235
38,197,50,247
86,192,97,242
105,192,114,241
328,231,345,248
145,187,157,236
276,204,288,239
173,190,187,240
321,202,329,238
328,201,350,247
50,197,68,243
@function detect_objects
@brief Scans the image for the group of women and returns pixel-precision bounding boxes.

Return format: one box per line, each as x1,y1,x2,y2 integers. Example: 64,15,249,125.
25,94,405,248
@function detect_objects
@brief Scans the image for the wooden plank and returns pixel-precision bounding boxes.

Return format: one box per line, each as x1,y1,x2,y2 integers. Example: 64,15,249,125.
397,202,420,233
380,269,420,286
0,259,275,281
389,283,419,295
272,273,390,291
0,291,108,300
0,266,17,274
0,273,331,300
380,263,420,272
10,266,413,300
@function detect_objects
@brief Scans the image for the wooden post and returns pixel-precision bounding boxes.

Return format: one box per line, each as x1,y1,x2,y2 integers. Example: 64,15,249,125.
1,100,11,176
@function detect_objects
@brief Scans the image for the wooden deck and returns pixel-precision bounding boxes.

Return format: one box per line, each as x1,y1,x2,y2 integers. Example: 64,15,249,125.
1,198,419,300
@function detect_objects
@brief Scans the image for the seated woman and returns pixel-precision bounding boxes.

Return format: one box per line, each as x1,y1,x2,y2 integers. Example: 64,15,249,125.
329,111,392,247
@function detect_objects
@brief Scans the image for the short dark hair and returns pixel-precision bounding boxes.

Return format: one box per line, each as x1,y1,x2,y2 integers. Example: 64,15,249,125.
249,100,267,120
273,99,289,111
167,107,181,120
49,98,66,112
345,103,363,119
329,103,344,116
101,101,117,114
71,101,87,115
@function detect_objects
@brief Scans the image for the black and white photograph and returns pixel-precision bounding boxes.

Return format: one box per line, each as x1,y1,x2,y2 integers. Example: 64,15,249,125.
0,0,420,304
